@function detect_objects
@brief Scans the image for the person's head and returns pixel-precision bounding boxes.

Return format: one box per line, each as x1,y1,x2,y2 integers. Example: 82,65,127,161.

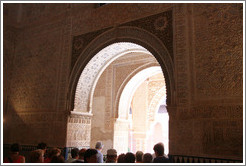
50,155,65,163
78,148,87,160
37,142,47,154
125,152,135,163
29,149,44,163
95,141,103,150
48,148,61,158
10,143,21,153
106,149,117,163
143,153,153,163
117,153,125,163
71,148,79,159
153,142,164,157
136,151,143,163
84,149,98,163
37,142,47,150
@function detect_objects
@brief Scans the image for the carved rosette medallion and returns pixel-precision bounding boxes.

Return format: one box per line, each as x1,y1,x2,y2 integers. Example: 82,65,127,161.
154,16,168,31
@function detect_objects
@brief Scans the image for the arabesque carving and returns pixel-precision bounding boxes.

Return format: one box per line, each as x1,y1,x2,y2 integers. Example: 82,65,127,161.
194,3,243,97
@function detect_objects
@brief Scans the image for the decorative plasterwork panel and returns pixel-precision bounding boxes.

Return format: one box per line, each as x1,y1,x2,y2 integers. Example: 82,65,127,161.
74,42,151,112
71,9,173,70
67,112,92,148
174,4,190,107
71,27,110,69
123,10,173,60
192,105,243,157
194,4,243,98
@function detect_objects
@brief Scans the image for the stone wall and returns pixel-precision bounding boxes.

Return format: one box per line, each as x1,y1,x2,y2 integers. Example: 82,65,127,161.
3,3,72,147
170,4,243,159
192,3,243,159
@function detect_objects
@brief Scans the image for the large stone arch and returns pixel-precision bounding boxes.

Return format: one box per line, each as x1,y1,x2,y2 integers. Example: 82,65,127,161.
67,26,175,114
66,26,175,148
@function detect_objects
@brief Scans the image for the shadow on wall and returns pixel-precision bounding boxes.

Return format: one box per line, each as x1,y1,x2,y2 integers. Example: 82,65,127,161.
3,100,66,148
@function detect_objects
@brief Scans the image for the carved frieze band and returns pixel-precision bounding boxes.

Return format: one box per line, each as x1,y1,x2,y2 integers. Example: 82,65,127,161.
56,17,72,111
174,4,190,106
176,105,243,120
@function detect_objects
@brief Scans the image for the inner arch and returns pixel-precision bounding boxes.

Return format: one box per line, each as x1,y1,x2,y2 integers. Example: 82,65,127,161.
74,42,151,113
118,66,163,119
114,66,168,154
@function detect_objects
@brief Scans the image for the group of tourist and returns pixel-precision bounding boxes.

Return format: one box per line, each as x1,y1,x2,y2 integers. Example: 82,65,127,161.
4,142,170,163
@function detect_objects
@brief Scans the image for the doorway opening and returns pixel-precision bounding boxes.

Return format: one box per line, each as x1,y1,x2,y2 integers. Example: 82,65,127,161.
115,66,168,155
70,41,172,154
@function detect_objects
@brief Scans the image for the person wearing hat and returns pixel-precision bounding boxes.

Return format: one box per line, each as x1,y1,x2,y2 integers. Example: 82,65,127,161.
95,141,104,163
106,149,117,163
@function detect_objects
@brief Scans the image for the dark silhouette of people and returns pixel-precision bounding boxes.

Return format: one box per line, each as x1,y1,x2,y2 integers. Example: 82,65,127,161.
153,142,170,163
3,143,25,163
29,149,44,163
106,148,117,163
84,149,98,163
50,155,65,163
37,142,47,161
44,147,61,163
125,152,135,163
136,151,143,163
143,153,153,163
117,153,126,163
66,148,79,162
74,148,86,163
